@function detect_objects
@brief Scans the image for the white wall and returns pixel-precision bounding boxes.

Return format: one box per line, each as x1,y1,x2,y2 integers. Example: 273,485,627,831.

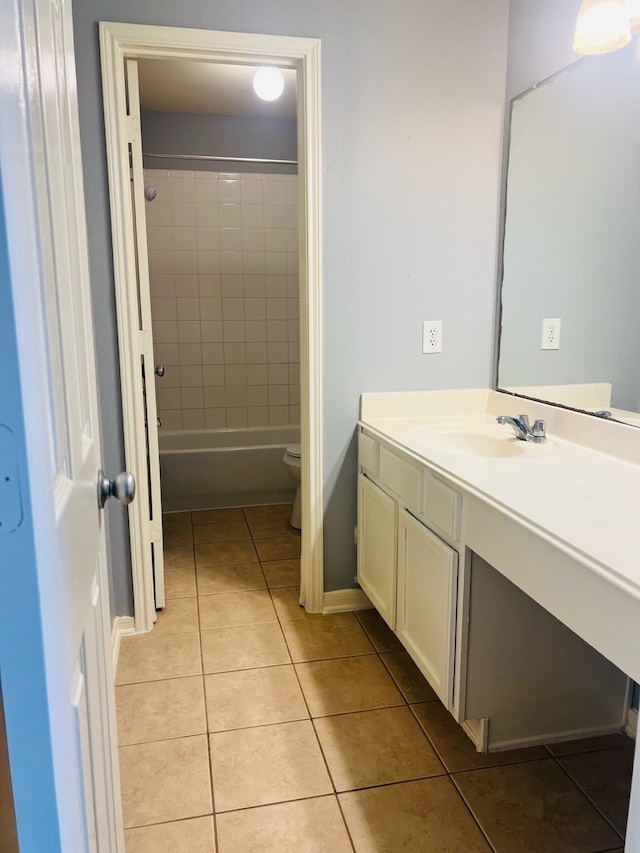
506,0,582,100
72,0,510,608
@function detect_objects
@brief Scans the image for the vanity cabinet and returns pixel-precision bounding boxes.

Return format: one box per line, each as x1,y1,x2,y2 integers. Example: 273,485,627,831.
396,509,457,707
357,423,630,752
356,474,397,629
357,430,460,710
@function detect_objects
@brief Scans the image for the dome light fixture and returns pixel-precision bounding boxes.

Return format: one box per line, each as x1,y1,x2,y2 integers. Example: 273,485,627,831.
573,0,631,54
252,66,285,102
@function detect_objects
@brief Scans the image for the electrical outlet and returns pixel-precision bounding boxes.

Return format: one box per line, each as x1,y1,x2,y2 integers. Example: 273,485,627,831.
541,318,561,350
423,320,443,354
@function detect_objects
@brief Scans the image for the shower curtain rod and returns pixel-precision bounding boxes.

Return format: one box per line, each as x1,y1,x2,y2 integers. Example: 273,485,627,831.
143,152,298,166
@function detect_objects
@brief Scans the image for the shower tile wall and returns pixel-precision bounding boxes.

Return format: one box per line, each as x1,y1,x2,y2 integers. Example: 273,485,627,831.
145,169,300,430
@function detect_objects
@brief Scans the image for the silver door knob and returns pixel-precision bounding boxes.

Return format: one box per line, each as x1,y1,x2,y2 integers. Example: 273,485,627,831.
154,365,165,377
97,469,136,509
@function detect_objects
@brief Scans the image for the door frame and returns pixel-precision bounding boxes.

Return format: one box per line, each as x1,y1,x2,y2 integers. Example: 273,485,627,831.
99,22,324,625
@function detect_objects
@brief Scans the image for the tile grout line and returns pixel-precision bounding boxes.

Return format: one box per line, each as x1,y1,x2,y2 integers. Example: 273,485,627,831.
551,753,626,842
190,511,220,853
242,507,360,849
447,772,499,853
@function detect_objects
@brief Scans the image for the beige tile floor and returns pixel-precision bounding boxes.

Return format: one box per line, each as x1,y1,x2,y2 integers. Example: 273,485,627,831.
116,504,633,852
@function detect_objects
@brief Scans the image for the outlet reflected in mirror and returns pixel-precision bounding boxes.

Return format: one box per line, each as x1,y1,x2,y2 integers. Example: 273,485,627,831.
497,45,640,426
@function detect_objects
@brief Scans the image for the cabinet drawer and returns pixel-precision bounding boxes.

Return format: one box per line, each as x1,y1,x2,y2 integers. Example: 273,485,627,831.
424,475,461,542
358,431,379,476
379,446,423,513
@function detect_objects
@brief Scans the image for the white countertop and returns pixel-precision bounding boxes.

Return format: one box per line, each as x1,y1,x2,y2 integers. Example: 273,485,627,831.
359,389,640,602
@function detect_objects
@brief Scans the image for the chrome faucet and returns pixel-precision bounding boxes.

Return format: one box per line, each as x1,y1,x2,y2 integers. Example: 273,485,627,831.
496,414,546,443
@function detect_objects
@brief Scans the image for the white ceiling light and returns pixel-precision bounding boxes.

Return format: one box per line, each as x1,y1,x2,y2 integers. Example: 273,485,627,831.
252,66,285,102
573,0,631,54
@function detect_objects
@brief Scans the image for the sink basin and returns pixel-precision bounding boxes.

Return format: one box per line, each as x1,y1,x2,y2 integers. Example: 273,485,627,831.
403,425,526,458
416,432,524,458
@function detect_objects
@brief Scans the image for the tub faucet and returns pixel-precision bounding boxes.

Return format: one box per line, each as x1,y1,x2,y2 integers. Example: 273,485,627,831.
496,414,546,443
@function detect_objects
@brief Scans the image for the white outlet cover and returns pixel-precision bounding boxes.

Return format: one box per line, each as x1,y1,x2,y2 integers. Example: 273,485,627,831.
541,317,561,350
423,320,442,354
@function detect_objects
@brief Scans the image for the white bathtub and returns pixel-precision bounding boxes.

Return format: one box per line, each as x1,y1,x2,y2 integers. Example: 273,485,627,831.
159,426,300,512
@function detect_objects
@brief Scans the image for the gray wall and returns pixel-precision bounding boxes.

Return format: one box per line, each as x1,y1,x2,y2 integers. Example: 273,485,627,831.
72,0,510,613
141,112,297,173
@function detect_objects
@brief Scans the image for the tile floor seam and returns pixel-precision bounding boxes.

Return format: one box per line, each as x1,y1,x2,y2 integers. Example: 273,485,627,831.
407,703,462,774
190,516,222,853
208,712,313,736
118,729,210,749
191,516,219,850
300,700,417,722
447,771,500,853
312,748,451,796
212,789,348,816
551,753,626,841
334,794,358,852
116,671,202,688
287,648,381,665
206,732,220,852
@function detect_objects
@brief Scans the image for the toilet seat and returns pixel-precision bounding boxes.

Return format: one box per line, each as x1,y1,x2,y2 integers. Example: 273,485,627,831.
285,443,301,459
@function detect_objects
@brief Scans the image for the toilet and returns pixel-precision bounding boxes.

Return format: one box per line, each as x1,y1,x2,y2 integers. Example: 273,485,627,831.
283,443,301,529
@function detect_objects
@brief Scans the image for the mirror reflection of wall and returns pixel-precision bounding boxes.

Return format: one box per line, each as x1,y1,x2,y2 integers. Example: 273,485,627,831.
498,44,640,424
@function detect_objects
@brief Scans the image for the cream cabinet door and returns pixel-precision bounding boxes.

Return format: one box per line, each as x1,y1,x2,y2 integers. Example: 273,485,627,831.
397,508,458,708
357,475,398,629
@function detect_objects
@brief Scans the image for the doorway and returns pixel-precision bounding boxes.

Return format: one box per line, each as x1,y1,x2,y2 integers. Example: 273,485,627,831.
100,23,324,631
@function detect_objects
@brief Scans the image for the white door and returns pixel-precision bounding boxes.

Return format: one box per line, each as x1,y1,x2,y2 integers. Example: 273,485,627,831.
0,0,124,850
396,509,458,709
125,59,165,610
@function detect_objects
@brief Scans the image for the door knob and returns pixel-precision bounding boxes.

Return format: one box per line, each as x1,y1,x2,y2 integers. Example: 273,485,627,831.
97,469,136,509
154,365,165,377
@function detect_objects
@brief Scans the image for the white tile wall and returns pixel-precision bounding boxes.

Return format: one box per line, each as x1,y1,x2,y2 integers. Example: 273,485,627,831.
146,169,300,430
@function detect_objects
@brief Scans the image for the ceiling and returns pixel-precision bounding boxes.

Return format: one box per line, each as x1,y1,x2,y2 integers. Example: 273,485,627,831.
137,59,297,119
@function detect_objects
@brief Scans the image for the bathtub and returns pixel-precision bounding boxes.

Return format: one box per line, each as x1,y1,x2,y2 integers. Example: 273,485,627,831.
159,425,300,512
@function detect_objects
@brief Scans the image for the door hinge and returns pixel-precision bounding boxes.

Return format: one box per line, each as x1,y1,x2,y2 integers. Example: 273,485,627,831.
0,425,23,536
125,113,140,144
149,519,162,543
138,328,152,356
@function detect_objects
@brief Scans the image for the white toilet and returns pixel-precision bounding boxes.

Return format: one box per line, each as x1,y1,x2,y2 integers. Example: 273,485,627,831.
283,443,301,529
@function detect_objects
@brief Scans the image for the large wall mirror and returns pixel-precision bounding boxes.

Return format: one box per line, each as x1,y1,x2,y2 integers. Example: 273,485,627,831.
497,44,640,426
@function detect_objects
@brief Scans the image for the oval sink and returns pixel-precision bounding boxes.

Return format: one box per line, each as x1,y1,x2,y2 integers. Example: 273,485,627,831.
407,429,525,458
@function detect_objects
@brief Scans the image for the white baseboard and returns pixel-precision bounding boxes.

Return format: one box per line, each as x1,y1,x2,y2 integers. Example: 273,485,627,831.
626,708,638,739
323,588,373,614
111,616,135,675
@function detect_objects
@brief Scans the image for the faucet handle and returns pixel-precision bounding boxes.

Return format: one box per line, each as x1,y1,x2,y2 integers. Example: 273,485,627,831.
518,414,530,430
532,419,545,437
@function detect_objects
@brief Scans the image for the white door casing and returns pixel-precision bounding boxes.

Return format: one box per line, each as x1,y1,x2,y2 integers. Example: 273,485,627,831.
100,22,324,620
0,0,124,850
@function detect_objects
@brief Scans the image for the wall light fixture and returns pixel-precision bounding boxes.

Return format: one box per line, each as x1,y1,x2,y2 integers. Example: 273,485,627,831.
573,0,640,54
